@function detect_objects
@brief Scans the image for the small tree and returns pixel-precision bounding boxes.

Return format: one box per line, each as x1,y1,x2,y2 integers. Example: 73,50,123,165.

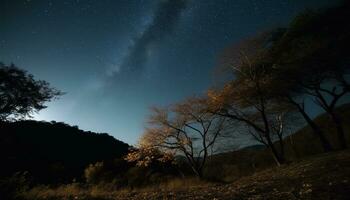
0,63,62,121
84,162,105,184
138,97,226,178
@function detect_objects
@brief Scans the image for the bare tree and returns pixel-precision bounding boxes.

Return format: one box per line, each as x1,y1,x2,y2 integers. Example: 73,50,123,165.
139,97,226,178
208,33,296,166
207,76,292,166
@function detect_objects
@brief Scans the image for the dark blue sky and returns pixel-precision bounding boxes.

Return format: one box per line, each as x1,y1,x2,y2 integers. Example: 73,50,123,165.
0,0,338,144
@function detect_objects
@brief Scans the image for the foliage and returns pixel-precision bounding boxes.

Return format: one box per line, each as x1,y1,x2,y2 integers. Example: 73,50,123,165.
84,162,105,184
0,63,62,121
208,1,350,158
0,171,31,200
125,146,175,167
84,158,131,187
261,2,350,150
208,33,298,165
139,97,228,178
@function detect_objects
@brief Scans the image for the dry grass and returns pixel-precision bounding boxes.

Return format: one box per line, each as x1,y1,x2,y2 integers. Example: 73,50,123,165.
19,177,212,200
20,149,350,200
21,183,121,200
140,177,211,192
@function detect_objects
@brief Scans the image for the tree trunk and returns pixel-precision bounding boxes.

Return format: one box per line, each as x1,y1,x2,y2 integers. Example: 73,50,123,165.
189,162,204,179
277,134,285,161
193,166,203,179
329,112,347,149
197,170,203,179
294,103,333,152
269,144,285,166
266,138,285,166
290,134,300,158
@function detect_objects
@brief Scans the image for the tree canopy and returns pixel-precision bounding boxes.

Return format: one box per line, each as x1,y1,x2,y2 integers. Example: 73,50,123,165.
134,97,227,178
0,63,63,121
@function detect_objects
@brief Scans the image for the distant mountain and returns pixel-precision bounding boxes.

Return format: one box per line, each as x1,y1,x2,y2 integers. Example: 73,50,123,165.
0,120,129,184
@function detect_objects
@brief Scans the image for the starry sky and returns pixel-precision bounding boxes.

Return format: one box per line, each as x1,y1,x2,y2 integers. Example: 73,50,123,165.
0,0,339,144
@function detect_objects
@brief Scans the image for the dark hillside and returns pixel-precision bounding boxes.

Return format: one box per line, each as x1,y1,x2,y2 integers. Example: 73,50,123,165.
0,120,129,184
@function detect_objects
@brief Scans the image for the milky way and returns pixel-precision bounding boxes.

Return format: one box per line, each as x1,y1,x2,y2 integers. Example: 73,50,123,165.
0,0,339,144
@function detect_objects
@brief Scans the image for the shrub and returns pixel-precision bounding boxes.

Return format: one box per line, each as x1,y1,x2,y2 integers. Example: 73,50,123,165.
0,171,31,200
84,162,105,184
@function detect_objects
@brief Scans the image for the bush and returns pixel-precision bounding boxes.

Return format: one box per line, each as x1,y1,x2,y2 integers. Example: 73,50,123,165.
84,162,105,184
0,171,31,200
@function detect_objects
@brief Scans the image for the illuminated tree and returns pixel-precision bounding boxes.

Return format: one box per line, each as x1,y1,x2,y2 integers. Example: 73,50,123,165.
125,145,175,168
138,97,226,178
207,72,292,166
209,32,297,166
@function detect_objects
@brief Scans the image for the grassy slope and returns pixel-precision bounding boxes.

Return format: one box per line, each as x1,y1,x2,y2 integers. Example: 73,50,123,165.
22,149,350,200
20,103,350,200
120,150,350,200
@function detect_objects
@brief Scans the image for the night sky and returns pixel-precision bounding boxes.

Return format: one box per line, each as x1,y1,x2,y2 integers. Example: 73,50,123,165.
0,0,338,144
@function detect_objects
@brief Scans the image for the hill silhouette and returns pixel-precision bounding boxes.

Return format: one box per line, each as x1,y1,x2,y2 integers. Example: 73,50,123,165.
0,120,129,184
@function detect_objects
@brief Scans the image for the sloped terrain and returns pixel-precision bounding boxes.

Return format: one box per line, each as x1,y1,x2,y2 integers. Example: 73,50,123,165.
113,150,350,200
22,149,350,200
204,103,350,182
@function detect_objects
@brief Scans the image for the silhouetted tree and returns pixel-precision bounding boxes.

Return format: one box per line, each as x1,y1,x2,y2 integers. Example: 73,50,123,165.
264,2,350,150
139,97,226,178
0,63,63,121
209,33,298,166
